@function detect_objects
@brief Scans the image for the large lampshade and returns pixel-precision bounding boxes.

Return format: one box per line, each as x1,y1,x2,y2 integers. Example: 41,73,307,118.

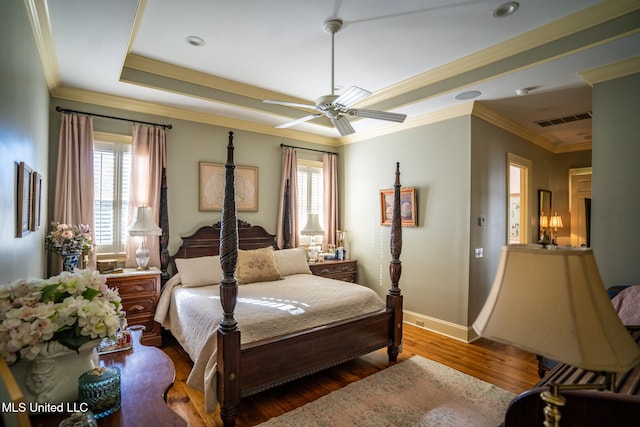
473,245,640,373
300,213,324,236
128,206,162,236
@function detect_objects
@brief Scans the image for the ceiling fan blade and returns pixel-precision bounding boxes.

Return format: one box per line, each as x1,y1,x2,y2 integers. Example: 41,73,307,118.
263,100,319,111
331,115,355,136
276,114,322,129
333,86,372,108
347,109,407,123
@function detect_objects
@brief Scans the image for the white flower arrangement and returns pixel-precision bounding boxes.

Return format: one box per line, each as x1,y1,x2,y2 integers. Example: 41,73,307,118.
0,270,122,365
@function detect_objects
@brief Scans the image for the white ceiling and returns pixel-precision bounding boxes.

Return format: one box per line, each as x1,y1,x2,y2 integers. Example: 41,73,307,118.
36,0,640,148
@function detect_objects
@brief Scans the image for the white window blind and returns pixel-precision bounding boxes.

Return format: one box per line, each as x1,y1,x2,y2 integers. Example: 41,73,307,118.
94,138,131,254
297,160,323,243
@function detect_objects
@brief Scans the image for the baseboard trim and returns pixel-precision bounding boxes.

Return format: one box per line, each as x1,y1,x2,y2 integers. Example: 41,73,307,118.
403,309,480,343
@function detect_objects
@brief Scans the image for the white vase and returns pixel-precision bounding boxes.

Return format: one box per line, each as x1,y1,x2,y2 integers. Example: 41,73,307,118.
9,340,100,408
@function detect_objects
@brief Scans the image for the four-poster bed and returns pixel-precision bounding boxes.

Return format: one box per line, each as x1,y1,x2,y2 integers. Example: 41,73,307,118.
157,132,403,426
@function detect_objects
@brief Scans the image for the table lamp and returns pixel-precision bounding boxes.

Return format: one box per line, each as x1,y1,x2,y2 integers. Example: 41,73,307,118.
301,213,324,262
128,206,162,270
473,245,640,427
539,213,550,245
549,212,563,245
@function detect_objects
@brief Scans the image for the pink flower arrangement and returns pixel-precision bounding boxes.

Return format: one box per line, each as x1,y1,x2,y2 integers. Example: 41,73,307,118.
45,222,94,256
0,270,122,365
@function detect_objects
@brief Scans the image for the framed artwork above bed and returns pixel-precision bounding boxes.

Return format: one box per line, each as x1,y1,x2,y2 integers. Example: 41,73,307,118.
380,187,417,227
199,161,258,211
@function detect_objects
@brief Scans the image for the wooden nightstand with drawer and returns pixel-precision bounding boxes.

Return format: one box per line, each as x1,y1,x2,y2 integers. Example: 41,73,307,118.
309,259,358,283
103,267,162,346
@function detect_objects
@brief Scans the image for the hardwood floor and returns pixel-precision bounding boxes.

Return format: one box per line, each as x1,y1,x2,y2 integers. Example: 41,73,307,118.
161,323,540,426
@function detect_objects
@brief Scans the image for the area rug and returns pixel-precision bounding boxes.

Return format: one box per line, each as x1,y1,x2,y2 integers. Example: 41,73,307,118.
259,355,514,427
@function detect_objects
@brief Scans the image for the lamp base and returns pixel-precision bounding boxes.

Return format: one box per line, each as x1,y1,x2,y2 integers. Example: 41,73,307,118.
135,237,150,271
540,390,565,427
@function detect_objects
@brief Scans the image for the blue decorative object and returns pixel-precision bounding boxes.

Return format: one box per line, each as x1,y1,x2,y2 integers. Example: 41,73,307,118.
78,367,121,419
62,251,81,271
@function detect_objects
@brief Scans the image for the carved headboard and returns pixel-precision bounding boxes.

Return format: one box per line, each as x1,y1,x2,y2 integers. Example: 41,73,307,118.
167,219,277,276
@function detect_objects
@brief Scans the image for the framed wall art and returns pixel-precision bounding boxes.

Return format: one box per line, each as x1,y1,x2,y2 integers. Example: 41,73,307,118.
30,171,42,231
380,187,417,227
16,161,32,237
199,162,259,211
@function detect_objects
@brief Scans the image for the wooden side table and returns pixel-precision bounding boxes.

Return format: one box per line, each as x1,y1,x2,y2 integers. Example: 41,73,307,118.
31,327,186,427
103,268,162,346
309,259,358,282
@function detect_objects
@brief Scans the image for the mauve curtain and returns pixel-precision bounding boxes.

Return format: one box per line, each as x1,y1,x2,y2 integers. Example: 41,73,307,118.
52,113,95,274
323,153,338,251
276,148,298,249
125,124,167,268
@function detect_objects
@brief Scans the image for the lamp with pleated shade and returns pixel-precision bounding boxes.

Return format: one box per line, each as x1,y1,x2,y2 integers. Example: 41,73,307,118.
128,206,162,270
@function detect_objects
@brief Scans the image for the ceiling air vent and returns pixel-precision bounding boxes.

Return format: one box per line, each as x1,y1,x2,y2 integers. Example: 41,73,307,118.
535,112,592,127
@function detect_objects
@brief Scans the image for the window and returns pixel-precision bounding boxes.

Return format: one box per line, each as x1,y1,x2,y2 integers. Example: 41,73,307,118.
93,134,131,254
297,159,323,243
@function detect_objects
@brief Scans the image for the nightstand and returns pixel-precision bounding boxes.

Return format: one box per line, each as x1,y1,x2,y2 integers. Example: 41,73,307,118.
103,268,162,346
309,259,358,283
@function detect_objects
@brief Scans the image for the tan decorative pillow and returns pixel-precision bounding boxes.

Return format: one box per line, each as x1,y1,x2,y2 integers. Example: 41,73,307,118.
274,248,311,276
237,247,282,284
175,255,223,287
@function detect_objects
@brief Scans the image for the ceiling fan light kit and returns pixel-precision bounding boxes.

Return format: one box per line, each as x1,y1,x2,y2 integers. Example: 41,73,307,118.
264,18,407,136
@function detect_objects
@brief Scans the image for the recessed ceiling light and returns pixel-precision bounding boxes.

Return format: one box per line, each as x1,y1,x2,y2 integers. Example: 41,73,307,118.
492,2,519,18
455,90,481,100
185,35,205,47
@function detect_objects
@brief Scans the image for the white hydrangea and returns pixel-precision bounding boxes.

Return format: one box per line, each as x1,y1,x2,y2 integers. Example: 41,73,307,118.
0,269,123,364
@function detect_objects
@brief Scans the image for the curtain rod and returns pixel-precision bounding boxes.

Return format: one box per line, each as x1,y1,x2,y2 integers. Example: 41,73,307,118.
55,106,173,129
280,143,337,155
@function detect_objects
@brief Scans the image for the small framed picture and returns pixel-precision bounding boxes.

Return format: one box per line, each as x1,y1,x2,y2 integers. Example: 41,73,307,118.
30,171,42,231
16,162,32,237
199,162,259,211
380,187,417,227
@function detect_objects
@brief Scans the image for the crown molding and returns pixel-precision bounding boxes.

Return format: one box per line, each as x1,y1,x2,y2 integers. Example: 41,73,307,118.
471,103,592,153
579,55,640,86
54,85,592,153
340,103,475,145
52,86,337,146
23,0,60,90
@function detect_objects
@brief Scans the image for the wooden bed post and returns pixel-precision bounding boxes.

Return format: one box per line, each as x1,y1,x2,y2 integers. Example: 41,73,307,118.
217,131,241,427
159,167,170,286
387,162,403,361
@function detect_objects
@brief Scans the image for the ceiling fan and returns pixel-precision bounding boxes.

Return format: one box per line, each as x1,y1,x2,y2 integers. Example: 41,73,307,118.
264,18,407,136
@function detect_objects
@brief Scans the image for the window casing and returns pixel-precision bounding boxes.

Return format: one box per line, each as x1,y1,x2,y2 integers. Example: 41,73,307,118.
93,135,131,255
297,160,323,244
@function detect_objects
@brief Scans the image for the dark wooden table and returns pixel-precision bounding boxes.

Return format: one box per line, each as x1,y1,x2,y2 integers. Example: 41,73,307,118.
31,327,186,427
504,327,640,426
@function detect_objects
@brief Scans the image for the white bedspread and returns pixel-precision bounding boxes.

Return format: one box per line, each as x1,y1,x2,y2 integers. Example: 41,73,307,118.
154,273,386,412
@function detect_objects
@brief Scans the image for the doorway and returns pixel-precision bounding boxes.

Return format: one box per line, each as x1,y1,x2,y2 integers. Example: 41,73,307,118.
569,167,592,247
507,153,532,244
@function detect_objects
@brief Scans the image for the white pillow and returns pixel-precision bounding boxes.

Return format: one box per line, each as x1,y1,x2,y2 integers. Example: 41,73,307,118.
175,255,223,287
274,248,312,276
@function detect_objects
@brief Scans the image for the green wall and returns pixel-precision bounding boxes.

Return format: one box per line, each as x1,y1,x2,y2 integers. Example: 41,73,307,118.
342,117,472,329
0,0,50,282
591,72,640,286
